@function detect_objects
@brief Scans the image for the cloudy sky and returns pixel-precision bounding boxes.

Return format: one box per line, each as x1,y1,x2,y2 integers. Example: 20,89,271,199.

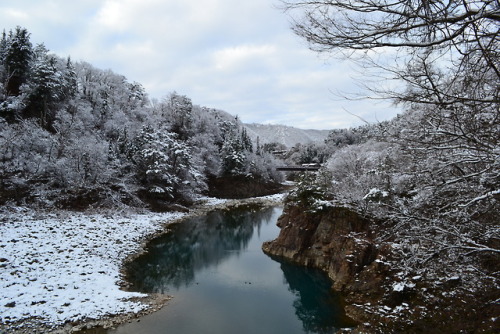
0,0,401,130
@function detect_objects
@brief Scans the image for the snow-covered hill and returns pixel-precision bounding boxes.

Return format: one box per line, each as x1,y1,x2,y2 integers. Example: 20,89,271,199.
244,123,331,148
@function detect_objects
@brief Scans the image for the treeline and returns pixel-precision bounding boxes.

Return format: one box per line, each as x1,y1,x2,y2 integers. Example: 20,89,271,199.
261,122,387,168
0,26,282,209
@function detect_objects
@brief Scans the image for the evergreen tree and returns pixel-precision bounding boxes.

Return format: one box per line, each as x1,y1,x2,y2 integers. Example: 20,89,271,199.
0,30,7,90
23,43,63,129
241,127,253,152
61,57,78,101
131,125,205,201
220,133,246,176
0,30,7,64
4,26,32,96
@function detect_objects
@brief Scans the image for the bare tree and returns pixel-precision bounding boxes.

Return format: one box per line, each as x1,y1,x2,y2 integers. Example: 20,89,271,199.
282,1,499,49
283,1,500,311
281,0,499,209
281,0,499,101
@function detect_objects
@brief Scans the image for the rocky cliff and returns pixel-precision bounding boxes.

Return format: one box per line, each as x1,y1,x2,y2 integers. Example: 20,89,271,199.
262,203,412,332
262,202,500,333
262,203,388,292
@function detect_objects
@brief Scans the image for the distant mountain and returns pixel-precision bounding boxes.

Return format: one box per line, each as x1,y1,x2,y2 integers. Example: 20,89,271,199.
244,123,331,148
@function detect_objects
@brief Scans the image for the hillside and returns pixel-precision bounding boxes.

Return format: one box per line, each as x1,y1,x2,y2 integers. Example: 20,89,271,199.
244,123,331,148
0,27,285,209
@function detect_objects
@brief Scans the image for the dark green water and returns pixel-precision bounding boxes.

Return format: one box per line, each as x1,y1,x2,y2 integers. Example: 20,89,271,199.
110,205,353,334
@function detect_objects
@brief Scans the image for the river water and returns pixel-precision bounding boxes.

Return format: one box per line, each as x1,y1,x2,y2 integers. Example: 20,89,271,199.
109,205,354,333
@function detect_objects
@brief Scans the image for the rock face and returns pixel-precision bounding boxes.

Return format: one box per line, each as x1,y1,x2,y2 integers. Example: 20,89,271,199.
262,204,386,292
263,202,500,333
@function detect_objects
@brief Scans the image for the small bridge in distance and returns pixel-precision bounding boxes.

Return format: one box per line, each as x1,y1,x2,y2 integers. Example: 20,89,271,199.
276,165,321,172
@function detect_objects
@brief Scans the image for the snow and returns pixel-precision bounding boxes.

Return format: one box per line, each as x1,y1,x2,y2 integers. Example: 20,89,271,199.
0,207,185,327
0,192,286,330
258,193,286,202
0,194,285,328
392,281,415,292
194,196,229,206
243,123,330,147
195,193,285,206
363,188,389,201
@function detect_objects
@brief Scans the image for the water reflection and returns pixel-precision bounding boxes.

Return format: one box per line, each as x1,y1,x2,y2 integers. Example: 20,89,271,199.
124,205,276,292
279,260,356,333
113,205,354,334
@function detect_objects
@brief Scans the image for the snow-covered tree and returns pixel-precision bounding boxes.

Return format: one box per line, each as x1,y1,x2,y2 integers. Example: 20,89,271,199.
220,132,247,176
0,30,8,97
131,125,205,202
21,43,64,129
60,57,78,101
3,26,32,97
284,0,499,255
0,26,283,208
162,92,193,140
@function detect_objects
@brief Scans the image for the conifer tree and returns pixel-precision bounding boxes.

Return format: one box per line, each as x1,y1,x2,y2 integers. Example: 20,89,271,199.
22,43,63,129
0,30,8,90
61,57,78,101
220,133,246,176
4,26,32,96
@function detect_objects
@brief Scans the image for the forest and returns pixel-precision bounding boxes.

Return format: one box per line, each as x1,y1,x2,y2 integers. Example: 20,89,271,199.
0,26,284,210
1,0,499,329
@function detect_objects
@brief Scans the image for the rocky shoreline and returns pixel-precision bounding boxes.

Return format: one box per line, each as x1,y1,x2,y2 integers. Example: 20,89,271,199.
262,202,389,332
262,202,499,333
0,194,285,334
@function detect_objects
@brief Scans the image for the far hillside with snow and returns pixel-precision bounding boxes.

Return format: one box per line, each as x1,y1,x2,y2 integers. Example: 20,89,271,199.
244,123,331,148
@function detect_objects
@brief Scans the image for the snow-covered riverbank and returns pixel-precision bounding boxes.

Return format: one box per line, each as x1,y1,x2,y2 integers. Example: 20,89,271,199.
0,194,284,333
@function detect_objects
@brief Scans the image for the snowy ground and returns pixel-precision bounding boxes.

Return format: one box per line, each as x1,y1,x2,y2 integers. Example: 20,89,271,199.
0,194,284,331
0,207,186,329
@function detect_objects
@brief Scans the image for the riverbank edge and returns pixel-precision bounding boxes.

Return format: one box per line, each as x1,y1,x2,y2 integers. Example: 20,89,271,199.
1,194,285,334
261,202,500,333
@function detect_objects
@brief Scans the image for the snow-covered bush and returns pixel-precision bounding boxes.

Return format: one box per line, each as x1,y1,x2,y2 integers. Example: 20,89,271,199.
50,133,111,188
286,173,328,209
324,140,399,209
0,120,54,180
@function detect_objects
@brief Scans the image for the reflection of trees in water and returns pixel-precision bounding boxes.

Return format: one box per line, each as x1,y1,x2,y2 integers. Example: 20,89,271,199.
125,205,277,293
279,261,352,333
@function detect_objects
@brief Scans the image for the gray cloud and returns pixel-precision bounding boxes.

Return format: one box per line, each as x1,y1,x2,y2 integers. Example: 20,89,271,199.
0,0,400,129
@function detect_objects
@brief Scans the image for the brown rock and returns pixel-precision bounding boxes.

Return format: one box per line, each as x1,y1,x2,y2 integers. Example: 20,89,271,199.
263,204,382,291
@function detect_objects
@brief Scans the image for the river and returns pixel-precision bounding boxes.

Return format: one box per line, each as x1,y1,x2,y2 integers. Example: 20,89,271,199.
99,205,354,333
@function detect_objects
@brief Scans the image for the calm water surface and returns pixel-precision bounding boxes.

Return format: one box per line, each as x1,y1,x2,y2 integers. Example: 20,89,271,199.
110,205,353,334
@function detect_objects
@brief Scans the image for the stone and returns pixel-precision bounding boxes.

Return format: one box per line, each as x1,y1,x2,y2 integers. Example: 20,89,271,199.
263,204,381,291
